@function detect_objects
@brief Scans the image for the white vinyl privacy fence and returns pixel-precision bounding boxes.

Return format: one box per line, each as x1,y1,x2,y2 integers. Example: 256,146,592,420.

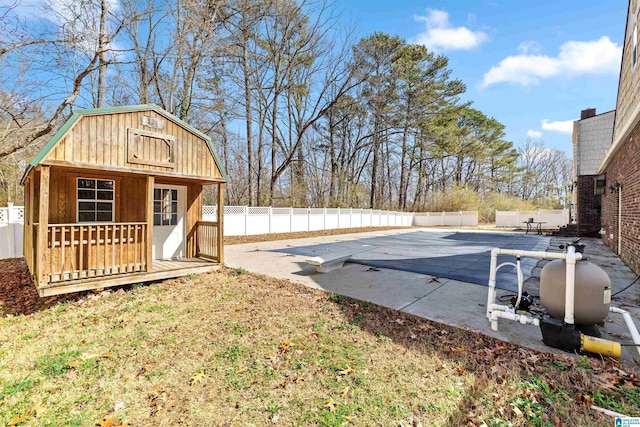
412,211,478,227
495,209,569,229
204,206,417,236
1,204,479,259
0,203,24,260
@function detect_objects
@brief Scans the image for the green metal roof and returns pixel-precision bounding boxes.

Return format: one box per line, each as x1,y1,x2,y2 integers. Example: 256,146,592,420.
27,103,229,182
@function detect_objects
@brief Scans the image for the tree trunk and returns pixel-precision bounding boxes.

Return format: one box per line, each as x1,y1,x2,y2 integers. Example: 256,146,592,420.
96,0,108,108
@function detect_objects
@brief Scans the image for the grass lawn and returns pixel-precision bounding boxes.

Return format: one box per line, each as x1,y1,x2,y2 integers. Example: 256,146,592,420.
1,267,639,426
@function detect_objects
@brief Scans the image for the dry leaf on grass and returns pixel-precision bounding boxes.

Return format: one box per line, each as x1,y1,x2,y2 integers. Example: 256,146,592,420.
279,341,293,353
574,393,594,405
30,403,47,416
68,359,83,368
324,397,337,413
189,370,206,385
340,386,350,397
95,416,132,427
96,416,117,427
338,366,355,375
8,415,30,426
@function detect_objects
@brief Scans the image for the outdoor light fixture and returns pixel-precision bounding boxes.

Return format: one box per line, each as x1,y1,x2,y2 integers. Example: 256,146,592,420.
609,180,622,193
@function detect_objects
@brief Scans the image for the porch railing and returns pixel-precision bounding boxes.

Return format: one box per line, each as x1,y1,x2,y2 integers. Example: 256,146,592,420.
35,222,148,284
191,221,219,261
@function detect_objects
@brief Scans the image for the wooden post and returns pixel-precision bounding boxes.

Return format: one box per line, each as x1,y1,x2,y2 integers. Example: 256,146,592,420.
217,182,224,264
27,177,35,265
146,176,155,271
37,166,50,287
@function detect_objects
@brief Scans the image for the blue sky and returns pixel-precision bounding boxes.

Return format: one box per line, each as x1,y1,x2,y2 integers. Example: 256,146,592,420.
342,0,626,153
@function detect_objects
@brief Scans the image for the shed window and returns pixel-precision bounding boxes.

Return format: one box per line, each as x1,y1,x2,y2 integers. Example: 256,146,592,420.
154,188,177,226
594,174,606,195
77,178,114,222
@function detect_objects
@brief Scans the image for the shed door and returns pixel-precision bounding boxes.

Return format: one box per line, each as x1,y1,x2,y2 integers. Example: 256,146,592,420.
152,185,186,260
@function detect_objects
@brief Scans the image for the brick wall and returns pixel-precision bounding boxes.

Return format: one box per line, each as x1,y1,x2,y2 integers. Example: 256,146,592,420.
602,120,640,275
576,174,601,236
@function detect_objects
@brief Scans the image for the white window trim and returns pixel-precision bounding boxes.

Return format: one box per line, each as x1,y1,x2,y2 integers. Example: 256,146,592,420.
76,177,115,223
153,186,179,226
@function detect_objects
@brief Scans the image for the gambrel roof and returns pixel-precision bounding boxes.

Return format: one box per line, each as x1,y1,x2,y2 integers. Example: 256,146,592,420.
22,104,229,183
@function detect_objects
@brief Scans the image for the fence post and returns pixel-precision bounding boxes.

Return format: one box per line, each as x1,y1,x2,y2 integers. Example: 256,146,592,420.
459,211,462,227
289,208,293,233
323,208,327,230
244,206,249,236
6,202,15,258
7,201,14,224
269,206,272,234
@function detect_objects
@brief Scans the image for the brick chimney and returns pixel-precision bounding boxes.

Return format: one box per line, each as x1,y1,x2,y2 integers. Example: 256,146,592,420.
580,108,596,120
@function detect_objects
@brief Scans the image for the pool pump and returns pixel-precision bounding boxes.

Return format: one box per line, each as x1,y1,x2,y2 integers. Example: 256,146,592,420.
486,241,640,359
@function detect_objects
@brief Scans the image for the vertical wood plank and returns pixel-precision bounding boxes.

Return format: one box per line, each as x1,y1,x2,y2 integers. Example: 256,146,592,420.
114,112,122,167
37,166,50,287
217,182,224,264
140,223,145,271
49,226,54,281
26,177,35,269
170,121,178,174
64,125,73,161
104,224,109,274
126,225,131,272
133,224,140,271
60,226,66,276
111,225,116,274
146,176,154,271
70,226,75,274
79,226,84,278
88,226,93,277
119,224,123,272
96,225,101,276
103,114,111,166
96,115,104,166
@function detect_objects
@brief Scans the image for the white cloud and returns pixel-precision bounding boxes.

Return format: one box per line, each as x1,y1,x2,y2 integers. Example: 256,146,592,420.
412,9,489,52
2,0,119,22
518,41,542,54
541,119,575,134
527,129,543,138
481,36,621,88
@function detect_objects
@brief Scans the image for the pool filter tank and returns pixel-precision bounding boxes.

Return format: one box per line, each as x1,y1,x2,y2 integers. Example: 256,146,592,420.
540,259,611,325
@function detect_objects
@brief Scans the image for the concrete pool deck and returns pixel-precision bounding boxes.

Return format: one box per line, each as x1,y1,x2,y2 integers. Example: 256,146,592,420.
224,227,640,366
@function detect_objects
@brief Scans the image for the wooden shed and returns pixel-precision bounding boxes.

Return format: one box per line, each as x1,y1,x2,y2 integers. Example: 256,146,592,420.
21,104,228,296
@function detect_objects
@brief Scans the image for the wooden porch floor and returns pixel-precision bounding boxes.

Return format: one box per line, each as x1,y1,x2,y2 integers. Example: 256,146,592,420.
38,258,220,297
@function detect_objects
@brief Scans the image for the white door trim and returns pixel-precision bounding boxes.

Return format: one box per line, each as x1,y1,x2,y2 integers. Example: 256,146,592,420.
152,184,186,260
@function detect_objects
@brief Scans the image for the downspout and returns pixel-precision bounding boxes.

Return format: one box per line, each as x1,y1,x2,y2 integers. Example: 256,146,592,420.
618,185,622,256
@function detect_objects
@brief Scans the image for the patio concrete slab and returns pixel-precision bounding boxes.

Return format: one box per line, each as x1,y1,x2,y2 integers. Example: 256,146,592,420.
224,228,640,367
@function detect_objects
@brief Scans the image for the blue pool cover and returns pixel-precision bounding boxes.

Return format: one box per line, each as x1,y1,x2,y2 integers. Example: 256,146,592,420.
273,230,550,291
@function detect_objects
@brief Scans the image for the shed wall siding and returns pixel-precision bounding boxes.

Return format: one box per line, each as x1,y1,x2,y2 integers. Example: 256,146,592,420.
47,168,146,224
46,111,222,180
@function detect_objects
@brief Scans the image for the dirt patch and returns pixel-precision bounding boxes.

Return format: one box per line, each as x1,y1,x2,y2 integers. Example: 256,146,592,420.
0,258,85,316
